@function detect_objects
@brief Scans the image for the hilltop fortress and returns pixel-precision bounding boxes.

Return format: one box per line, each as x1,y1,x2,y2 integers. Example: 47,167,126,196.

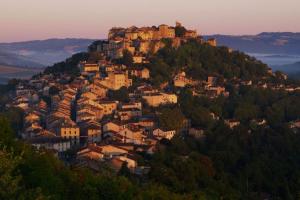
92,22,217,60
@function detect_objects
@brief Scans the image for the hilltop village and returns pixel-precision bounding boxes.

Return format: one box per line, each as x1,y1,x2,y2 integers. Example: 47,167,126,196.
93,21,216,60
7,22,300,174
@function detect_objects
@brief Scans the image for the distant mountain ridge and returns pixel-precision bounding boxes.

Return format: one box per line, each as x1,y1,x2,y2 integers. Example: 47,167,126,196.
273,61,300,73
1,33,300,69
0,38,95,68
204,32,300,54
0,38,95,52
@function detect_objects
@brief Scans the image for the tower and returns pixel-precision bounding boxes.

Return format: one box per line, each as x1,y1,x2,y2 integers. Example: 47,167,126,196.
176,21,182,27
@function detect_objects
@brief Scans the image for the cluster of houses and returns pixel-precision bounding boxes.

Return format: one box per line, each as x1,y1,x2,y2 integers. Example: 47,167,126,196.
92,22,217,61
8,58,234,173
7,57,183,173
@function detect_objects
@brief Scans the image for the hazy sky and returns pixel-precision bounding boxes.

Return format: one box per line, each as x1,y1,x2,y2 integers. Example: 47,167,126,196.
0,0,299,42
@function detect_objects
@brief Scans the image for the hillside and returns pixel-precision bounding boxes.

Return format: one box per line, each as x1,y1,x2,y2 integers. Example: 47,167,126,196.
0,38,95,67
2,28,300,199
45,39,270,83
146,39,269,85
4,36,300,200
204,32,300,54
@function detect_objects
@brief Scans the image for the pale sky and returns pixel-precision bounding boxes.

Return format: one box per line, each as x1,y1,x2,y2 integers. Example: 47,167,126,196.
0,0,299,42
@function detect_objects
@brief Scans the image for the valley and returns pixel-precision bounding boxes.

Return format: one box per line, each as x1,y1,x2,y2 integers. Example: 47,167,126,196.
0,65,42,84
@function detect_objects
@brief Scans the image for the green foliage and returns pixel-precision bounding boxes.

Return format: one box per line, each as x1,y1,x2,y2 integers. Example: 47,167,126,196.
0,117,48,200
0,117,16,147
108,87,130,102
0,148,23,200
147,40,269,84
88,52,103,63
149,136,239,199
234,102,259,122
222,87,300,127
148,57,173,86
148,122,300,199
158,107,186,131
179,89,214,128
206,125,300,199
115,50,134,67
0,80,20,109
44,52,89,76
137,184,184,200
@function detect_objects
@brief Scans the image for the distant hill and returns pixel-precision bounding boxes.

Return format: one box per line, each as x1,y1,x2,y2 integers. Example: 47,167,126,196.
204,32,300,55
0,50,44,68
0,64,42,84
273,61,300,72
0,38,95,68
272,61,300,79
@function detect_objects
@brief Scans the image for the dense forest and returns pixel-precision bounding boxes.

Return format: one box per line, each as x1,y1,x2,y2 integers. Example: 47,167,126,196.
1,39,300,199
146,39,269,85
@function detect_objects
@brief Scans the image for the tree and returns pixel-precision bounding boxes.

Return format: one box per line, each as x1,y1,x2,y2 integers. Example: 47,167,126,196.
44,52,89,76
122,50,133,67
108,87,129,102
139,184,183,200
88,52,103,63
0,117,14,147
190,106,214,128
158,107,186,131
234,103,259,122
0,149,23,200
0,118,47,200
148,58,173,85
0,108,24,134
